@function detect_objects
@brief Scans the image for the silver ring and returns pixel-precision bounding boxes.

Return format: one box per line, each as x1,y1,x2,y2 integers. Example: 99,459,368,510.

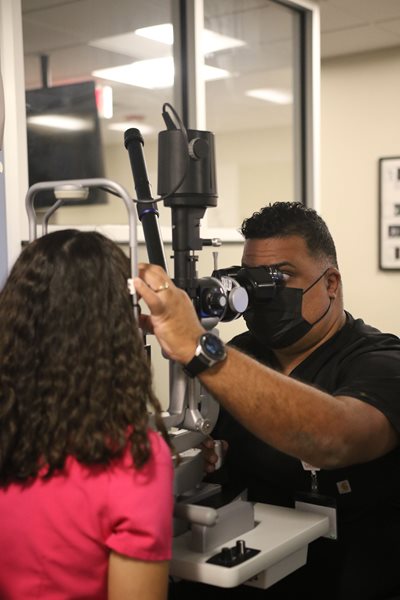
153,281,169,293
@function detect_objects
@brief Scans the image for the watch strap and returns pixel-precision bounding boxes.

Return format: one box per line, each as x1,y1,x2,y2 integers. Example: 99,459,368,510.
183,353,213,378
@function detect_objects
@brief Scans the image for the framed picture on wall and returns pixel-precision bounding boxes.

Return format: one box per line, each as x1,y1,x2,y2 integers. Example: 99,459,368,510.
379,156,400,270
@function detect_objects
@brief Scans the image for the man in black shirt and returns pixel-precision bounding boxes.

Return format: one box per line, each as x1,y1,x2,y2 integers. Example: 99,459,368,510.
208,314,400,599
135,202,400,600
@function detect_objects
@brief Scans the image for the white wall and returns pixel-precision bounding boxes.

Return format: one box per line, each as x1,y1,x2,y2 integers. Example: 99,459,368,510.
321,47,400,336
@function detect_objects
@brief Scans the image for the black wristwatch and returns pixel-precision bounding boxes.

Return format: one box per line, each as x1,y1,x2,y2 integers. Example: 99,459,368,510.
183,332,227,378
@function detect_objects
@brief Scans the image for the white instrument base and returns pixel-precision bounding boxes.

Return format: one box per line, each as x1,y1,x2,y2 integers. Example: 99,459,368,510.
171,503,330,589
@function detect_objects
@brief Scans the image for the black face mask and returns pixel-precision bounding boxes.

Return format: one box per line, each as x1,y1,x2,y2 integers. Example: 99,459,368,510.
243,269,331,349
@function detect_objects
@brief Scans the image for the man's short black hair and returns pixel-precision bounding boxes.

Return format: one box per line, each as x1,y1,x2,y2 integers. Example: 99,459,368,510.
241,201,338,267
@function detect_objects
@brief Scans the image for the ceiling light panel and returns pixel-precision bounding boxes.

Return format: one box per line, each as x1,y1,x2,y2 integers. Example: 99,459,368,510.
125,23,245,54
27,115,94,131
245,88,293,104
93,57,230,89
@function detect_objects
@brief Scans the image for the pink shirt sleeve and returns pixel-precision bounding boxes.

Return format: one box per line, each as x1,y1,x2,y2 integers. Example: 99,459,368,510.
104,430,174,561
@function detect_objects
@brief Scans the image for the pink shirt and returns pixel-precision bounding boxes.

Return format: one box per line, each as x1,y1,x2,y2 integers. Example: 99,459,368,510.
0,430,173,599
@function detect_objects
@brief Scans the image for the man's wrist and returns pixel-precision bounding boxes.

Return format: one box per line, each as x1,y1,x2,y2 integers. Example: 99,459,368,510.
175,329,206,364
183,332,227,378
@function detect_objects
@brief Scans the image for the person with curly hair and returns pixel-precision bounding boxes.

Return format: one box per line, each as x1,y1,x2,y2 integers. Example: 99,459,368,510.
0,229,173,600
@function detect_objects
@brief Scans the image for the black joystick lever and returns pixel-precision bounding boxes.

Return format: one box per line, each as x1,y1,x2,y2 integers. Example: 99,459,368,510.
206,540,260,567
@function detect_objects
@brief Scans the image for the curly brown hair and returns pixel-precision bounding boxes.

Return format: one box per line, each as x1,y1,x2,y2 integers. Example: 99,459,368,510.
0,229,170,485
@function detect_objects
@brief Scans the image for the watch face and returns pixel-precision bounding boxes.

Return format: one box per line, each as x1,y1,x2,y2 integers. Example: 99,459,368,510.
201,333,225,359
184,332,226,377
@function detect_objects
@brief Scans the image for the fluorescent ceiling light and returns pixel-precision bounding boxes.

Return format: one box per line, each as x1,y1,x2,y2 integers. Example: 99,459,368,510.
108,122,153,135
245,89,293,105
89,31,171,59
135,23,245,54
94,57,172,88
27,115,94,131
204,64,231,82
135,24,174,45
93,57,230,89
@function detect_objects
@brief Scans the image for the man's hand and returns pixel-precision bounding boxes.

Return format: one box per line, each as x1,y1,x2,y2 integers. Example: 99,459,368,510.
201,437,229,474
134,264,205,364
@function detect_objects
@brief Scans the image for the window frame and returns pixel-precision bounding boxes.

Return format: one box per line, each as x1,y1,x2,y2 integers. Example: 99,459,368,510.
174,0,320,212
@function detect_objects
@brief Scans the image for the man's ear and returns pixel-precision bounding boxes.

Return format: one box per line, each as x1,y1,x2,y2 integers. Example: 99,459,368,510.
326,268,341,298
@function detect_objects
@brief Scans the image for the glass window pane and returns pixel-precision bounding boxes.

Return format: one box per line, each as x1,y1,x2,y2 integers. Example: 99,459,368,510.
203,0,297,229
22,0,174,228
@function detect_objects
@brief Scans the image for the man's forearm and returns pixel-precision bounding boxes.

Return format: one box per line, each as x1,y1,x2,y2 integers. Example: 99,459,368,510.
199,346,396,468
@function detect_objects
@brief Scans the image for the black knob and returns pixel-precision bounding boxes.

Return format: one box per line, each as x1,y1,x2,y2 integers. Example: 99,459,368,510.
221,547,233,564
189,137,209,160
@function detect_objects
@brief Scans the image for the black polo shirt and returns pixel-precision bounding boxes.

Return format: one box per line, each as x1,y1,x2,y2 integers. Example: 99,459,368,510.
211,312,400,599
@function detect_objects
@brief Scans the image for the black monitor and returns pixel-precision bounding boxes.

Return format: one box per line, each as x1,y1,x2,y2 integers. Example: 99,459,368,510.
25,80,106,208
